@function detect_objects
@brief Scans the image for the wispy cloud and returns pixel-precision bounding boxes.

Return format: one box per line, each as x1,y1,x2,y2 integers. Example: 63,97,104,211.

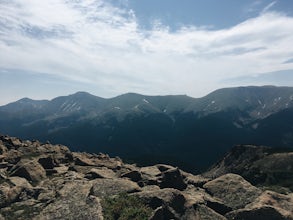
283,58,293,64
0,0,293,101
223,69,293,86
245,0,264,13
261,1,277,14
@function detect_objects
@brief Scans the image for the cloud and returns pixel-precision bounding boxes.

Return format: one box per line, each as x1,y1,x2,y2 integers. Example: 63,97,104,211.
0,0,293,101
261,1,277,14
223,69,293,87
283,58,293,64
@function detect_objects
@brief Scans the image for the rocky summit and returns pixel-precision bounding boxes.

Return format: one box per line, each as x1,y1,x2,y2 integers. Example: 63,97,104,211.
0,135,293,220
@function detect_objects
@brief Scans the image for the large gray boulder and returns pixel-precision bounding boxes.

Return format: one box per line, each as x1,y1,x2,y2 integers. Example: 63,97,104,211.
85,167,116,179
90,178,141,198
225,206,292,220
203,173,262,209
160,167,187,190
34,181,103,220
134,188,186,215
227,190,293,220
10,159,46,183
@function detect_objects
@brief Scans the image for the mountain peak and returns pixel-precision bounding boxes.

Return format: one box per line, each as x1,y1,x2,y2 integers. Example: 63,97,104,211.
72,91,93,97
17,97,34,103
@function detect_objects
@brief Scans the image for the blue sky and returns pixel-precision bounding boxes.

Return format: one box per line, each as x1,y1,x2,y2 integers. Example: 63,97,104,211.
0,0,293,105
127,0,293,29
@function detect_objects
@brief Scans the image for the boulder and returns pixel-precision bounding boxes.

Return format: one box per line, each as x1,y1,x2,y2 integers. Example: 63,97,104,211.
149,206,179,220
184,174,211,187
53,165,68,174
35,181,103,220
183,186,231,215
156,164,175,172
64,171,84,181
141,185,161,192
68,165,93,174
194,204,227,220
3,149,22,164
140,165,161,177
0,142,7,154
140,166,162,186
10,160,46,182
244,190,293,219
37,189,56,203
17,187,44,201
182,187,207,207
206,198,232,216
8,176,32,188
0,198,43,219
203,173,262,209
90,178,141,198
38,157,55,170
160,167,187,190
73,153,95,166
85,167,116,179
36,143,70,156
134,188,186,215
93,158,122,170
0,185,23,208
225,206,291,220
121,170,142,182
0,161,9,169
0,170,6,180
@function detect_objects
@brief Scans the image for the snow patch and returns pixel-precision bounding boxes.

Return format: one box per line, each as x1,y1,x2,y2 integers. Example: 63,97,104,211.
114,107,121,110
60,101,68,109
233,122,242,128
273,98,279,105
63,104,71,112
143,98,149,104
273,97,281,103
211,101,215,104
252,123,259,129
61,101,80,112
163,109,167,113
258,100,262,105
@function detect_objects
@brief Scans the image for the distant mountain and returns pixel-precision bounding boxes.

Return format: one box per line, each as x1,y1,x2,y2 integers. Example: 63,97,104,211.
0,86,293,172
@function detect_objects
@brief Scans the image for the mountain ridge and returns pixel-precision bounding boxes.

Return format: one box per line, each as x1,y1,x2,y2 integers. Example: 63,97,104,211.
1,86,293,172
2,85,293,119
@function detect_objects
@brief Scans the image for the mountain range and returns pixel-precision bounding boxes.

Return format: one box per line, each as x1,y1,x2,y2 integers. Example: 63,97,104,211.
1,86,293,172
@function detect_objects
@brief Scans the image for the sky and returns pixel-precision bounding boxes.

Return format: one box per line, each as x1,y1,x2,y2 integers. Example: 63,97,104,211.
1,0,293,105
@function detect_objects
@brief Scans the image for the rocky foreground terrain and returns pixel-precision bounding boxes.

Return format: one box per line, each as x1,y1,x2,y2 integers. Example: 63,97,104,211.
0,135,293,219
